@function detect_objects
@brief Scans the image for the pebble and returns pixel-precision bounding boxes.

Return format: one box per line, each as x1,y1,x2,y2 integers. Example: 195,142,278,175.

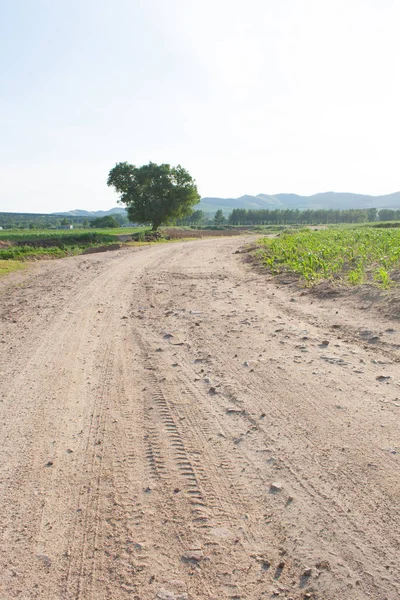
270,482,282,493
226,407,243,414
181,550,203,562
36,553,51,567
157,590,188,600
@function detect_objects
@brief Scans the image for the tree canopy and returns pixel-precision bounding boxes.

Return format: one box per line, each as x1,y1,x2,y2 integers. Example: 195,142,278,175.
214,209,225,226
90,215,120,228
107,161,200,230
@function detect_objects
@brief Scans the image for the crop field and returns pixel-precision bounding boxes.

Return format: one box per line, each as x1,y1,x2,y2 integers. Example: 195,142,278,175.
255,227,400,287
0,227,143,242
0,228,143,262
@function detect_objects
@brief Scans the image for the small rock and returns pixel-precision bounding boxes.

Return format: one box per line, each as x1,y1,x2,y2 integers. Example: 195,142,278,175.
316,560,331,570
303,567,312,577
181,549,203,562
376,375,391,381
226,407,243,414
36,554,51,567
270,482,282,493
208,387,217,395
156,590,180,600
45,461,53,467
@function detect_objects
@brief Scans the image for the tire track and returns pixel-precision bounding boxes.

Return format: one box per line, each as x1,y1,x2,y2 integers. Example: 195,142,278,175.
62,337,113,599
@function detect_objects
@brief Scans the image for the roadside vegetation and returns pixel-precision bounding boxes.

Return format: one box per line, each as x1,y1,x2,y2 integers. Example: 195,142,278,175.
0,260,27,277
0,226,247,274
255,227,400,288
0,230,140,262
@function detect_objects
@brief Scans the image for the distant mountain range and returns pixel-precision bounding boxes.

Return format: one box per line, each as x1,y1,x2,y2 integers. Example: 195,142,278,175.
52,207,127,217
198,191,400,213
53,191,400,217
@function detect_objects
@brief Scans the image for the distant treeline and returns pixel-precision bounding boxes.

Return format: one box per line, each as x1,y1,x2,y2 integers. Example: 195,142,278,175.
2,207,400,230
0,212,128,229
177,207,400,226
228,207,399,225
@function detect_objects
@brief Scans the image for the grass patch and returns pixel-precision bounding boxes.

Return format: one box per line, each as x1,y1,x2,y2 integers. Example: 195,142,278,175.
0,260,27,277
255,227,400,288
0,231,131,261
0,227,144,241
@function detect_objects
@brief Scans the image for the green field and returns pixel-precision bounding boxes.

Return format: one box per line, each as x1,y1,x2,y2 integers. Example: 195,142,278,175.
255,228,400,288
0,227,143,242
0,228,143,263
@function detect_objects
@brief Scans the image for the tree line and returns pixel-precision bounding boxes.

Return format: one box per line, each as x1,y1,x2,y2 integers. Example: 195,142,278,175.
176,207,400,226
0,212,129,230
228,207,400,225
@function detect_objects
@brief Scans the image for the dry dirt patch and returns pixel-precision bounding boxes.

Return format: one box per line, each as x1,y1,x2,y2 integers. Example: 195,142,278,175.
0,236,399,599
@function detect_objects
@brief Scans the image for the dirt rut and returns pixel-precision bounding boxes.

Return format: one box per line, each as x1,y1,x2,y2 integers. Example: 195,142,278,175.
0,237,399,599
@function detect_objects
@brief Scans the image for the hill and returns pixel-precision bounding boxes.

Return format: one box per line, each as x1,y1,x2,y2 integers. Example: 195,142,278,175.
52,207,127,217
198,191,400,213
35,191,400,219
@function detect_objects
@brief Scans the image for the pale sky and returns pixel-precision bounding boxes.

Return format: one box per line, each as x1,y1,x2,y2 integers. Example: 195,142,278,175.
1,0,400,213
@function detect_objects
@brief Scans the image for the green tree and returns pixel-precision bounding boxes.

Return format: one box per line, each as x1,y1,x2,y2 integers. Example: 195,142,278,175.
379,209,396,221
90,215,120,228
189,210,205,226
214,209,225,226
107,161,200,231
82,219,90,228
112,212,129,226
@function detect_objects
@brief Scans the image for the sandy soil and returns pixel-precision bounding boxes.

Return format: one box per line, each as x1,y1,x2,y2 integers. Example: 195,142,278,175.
0,236,399,600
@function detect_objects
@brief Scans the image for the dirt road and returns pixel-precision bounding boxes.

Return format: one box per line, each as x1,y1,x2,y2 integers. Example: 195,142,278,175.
1,237,399,600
